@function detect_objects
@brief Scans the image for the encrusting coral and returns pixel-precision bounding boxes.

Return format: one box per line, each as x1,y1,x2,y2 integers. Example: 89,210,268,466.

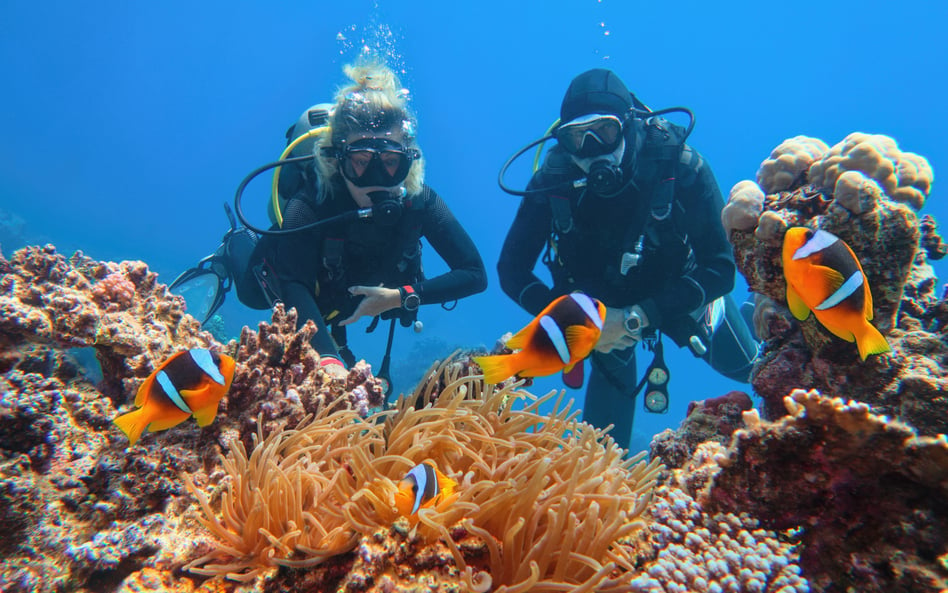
185,355,665,592
694,388,948,592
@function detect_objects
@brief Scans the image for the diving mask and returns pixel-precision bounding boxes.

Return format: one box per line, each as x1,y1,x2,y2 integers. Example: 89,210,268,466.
555,114,624,158
335,137,420,188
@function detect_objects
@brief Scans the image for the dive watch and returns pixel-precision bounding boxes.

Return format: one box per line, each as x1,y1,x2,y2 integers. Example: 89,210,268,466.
623,306,644,336
399,285,420,312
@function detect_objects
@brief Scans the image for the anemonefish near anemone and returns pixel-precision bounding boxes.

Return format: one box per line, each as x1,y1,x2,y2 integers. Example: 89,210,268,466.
112,348,236,445
394,461,458,517
473,292,606,384
782,227,890,360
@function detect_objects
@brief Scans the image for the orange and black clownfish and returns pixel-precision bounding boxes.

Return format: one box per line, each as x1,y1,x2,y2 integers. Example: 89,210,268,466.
112,348,236,445
782,227,890,360
394,461,458,517
473,292,606,384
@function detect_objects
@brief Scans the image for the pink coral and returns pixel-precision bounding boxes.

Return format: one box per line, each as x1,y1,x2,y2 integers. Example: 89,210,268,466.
91,271,137,309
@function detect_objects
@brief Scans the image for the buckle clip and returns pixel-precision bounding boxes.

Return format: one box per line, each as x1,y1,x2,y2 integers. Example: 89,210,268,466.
620,252,640,275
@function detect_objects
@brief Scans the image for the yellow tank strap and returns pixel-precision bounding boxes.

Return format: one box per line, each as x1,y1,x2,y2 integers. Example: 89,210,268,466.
532,119,560,173
271,125,330,228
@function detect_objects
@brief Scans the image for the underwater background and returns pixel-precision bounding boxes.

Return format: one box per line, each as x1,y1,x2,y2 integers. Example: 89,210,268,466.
2,0,947,452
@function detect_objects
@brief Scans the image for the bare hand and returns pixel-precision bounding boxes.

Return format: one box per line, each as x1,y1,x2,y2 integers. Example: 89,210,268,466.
338,285,402,326
594,306,640,353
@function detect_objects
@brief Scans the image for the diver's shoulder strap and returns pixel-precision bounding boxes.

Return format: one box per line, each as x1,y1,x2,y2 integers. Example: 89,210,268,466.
639,116,688,221
538,146,583,235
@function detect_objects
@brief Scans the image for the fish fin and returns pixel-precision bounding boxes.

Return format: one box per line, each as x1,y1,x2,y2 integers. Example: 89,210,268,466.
505,324,534,351
473,354,519,384
820,320,856,343
145,413,190,432
564,325,597,355
191,402,221,427
864,281,875,321
786,284,811,320
177,383,228,415
855,322,891,361
812,263,846,293
435,468,458,496
133,375,156,408
112,408,150,446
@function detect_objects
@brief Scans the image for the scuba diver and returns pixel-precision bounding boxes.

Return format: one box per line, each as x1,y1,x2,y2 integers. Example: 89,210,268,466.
171,60,487,394
496,68,758,451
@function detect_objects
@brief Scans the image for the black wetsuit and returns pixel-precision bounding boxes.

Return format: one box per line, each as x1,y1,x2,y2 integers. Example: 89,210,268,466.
240,173,487,363
497,133,734,450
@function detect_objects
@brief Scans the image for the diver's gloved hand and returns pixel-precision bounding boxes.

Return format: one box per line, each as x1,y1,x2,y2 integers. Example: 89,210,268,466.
338,285,402,326
594,305,649,353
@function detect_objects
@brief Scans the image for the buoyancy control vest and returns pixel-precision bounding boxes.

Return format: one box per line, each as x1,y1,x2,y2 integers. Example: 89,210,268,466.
312,183,429,325
540,116,700,305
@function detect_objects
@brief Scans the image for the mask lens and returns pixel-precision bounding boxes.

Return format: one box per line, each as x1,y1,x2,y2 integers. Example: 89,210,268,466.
380,151,405,174
556,115,623,156
346,150,375,173
341,139,415,187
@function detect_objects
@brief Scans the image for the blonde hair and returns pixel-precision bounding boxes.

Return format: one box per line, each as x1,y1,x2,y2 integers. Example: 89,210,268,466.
316,60,425,195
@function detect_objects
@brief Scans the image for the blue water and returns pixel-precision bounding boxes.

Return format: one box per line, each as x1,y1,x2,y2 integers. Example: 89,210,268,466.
2,0,946,450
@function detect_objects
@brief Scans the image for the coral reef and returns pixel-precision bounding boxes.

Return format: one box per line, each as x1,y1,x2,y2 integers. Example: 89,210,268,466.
0,245,380,592
722,133,948,433
807,132,933,211
216,302,385,453
756,135,830,195
695,389,948,592
650,391,753,471
629,484,809,593
4,136,948,593
0,244,213,402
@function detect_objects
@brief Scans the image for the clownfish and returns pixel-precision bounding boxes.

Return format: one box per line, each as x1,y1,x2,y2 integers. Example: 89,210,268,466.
782,227,890,360
112,348,236,445
394,461,458,517
473,292,606,384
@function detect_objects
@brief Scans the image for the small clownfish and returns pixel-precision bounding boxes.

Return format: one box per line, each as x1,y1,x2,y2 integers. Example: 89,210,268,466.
394,461,458,517
112,348,236,445
782,227,891,360
473,292,606,384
